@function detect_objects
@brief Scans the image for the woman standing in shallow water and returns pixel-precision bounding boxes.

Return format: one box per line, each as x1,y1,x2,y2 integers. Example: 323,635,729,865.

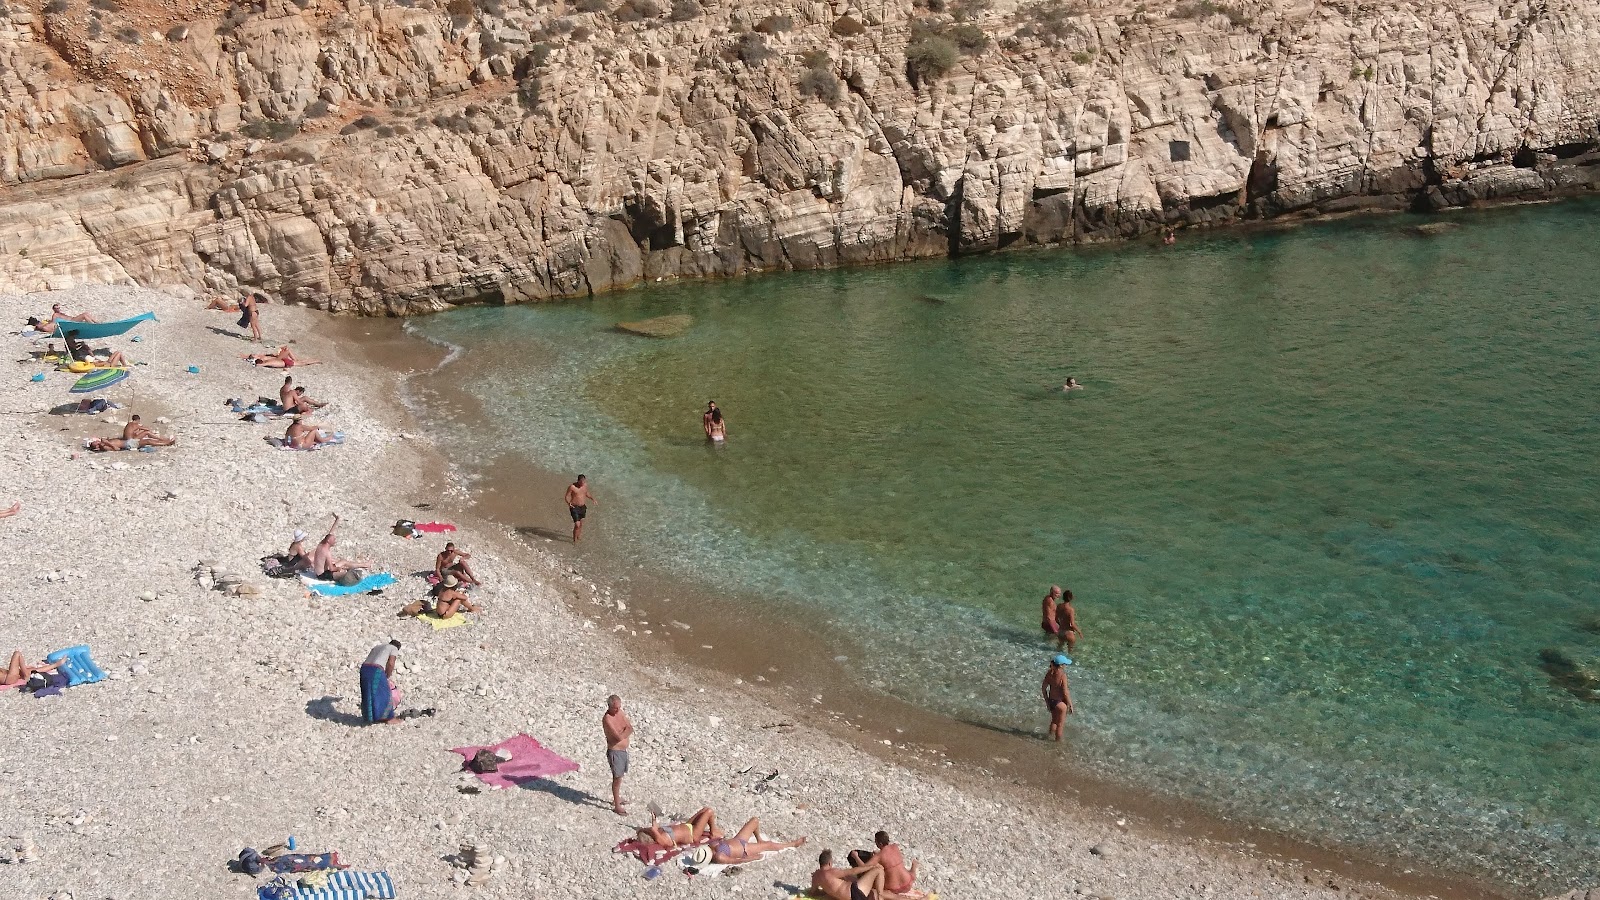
707,407,727,443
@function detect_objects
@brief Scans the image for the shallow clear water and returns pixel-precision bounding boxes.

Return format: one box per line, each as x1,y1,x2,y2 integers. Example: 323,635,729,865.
410,204,1600,892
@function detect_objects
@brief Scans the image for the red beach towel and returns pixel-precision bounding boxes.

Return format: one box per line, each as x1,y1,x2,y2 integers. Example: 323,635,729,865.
413,522,456,533
448,733,579,789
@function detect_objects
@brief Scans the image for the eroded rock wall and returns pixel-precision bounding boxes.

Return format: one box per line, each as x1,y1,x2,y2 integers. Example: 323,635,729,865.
3,0,1599,312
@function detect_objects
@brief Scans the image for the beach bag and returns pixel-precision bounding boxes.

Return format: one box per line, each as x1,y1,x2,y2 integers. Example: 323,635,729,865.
335,570,362,587
237,309,251,328
469,750,500,774
392,520,418,537
238,848,265,876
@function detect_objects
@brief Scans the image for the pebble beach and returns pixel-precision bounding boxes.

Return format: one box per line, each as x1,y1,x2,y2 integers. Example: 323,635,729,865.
0,285,1483,900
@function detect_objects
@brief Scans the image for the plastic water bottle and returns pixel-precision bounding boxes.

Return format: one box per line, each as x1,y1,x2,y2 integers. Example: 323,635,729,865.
287,835,296,852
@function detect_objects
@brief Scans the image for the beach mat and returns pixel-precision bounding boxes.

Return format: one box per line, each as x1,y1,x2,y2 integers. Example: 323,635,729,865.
424,612,469,630
448,733,579,789
258,870,394,900
302,573,397,596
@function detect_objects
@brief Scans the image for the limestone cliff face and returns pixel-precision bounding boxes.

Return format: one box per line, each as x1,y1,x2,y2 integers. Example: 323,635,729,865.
3,0,1599,313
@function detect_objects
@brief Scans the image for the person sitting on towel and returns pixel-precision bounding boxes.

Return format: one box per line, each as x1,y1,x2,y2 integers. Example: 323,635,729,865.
285,416,338,450
269,529,313,574
432,576,480,618
698,817,806,865
847,832,917,893
64,332,129,366
309,514,370,581
286,387,326,415
435,542,482,586
4,650,62,688
122,415,176,447
809,849,908,900
636,806,722,849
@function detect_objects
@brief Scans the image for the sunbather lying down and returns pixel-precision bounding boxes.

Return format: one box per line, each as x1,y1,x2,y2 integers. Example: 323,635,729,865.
85,437,168,452
4,651,61,687
698,817,805,864
241,345,321,369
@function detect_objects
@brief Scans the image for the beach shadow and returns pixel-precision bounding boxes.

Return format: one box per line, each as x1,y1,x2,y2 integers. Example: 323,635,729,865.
773,881,804,894
515,777,612,810
205,325,251,341
305,695,366,727
955,716,1045,742
515,525,571,543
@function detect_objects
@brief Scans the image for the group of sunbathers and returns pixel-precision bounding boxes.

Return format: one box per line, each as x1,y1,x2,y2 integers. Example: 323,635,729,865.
634,807,806,866
85,414,177,452
396,542,485,620
224,375,340,448
264,514,376,584
627,808,920,898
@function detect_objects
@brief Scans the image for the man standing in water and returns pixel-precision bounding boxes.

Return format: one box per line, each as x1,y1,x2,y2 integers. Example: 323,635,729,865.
602,694,632,816
565,475,593,543
702,401,720,439
1042,654,1074,741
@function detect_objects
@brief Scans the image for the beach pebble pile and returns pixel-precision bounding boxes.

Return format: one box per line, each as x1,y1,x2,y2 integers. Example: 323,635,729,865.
0,287,1428,900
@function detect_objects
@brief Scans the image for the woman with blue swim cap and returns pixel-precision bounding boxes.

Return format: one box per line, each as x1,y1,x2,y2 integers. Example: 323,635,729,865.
1042,654,1075,741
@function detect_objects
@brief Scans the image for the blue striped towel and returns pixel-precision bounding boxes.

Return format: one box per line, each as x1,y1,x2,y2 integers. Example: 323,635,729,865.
278,870,395,900
301,573,398,596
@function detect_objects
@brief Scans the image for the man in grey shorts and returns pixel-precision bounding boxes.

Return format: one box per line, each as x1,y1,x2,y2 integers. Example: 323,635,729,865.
602,694,633,816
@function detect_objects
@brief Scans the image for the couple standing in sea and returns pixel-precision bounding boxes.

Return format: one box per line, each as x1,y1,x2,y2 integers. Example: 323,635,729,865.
1040,585,1081,741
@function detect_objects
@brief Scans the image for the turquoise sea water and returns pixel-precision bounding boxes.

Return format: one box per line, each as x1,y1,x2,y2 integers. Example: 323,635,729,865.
409,204,1600,893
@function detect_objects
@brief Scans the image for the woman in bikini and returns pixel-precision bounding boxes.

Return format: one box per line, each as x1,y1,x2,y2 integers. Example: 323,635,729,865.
636,806,722,849
707,408,727,443
4,651,62,688
702,817,806,864
242,345,321,369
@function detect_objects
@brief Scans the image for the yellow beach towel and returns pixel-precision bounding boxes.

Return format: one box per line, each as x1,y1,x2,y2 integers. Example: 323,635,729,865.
426,613,469,630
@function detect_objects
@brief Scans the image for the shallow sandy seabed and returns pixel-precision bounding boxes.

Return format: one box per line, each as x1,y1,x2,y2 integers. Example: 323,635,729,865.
0,286,1466,900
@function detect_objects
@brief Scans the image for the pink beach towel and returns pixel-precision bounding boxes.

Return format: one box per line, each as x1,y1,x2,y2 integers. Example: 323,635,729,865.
414,522,456,533
448,733,579,789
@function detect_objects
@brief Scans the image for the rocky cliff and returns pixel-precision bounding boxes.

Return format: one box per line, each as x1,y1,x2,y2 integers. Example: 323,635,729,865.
3,0,1599,313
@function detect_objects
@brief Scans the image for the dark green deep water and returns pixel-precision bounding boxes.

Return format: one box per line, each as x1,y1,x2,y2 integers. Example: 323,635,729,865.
410,203,1600,892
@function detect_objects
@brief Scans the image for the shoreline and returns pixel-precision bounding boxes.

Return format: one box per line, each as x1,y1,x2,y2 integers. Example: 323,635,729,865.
0,285,1530,900
331,316,1514,900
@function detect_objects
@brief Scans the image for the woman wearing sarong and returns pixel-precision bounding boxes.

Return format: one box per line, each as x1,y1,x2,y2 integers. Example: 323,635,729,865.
360,640,401,724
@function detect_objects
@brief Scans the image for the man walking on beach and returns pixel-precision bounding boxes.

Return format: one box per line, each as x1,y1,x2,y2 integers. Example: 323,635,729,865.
602,694,632,816
565,475,593,543
1042,654,1074,741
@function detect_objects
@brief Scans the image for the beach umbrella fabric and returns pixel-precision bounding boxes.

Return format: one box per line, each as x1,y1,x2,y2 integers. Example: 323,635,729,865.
68,367,130,394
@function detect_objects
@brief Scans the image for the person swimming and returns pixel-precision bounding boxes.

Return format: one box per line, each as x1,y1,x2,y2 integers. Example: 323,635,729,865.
1062,378,1083,391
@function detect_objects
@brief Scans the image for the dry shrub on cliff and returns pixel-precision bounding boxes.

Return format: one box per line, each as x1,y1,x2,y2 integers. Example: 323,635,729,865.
517,75,542,109
304,99,331,118
575,0,607,12
951,0,991,20
571,24,592,39
1014,0,1084,44
669,0,699,20
734,31,774,66
798,50,841,102
1172,0,1250,25
445,0,473,15
614,0,660,21
753,14,791,33
43,0,67,13
905,27,958,85
831,14,864,35
88,0,118,10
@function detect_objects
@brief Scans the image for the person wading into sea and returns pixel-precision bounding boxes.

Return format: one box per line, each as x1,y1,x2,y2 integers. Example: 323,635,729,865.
1042,654,1074,741
565,475,594,543
702,401,721,439
602,694,632,815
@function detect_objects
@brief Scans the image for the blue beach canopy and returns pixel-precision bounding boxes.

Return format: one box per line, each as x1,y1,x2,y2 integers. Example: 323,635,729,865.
53,312,157,340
